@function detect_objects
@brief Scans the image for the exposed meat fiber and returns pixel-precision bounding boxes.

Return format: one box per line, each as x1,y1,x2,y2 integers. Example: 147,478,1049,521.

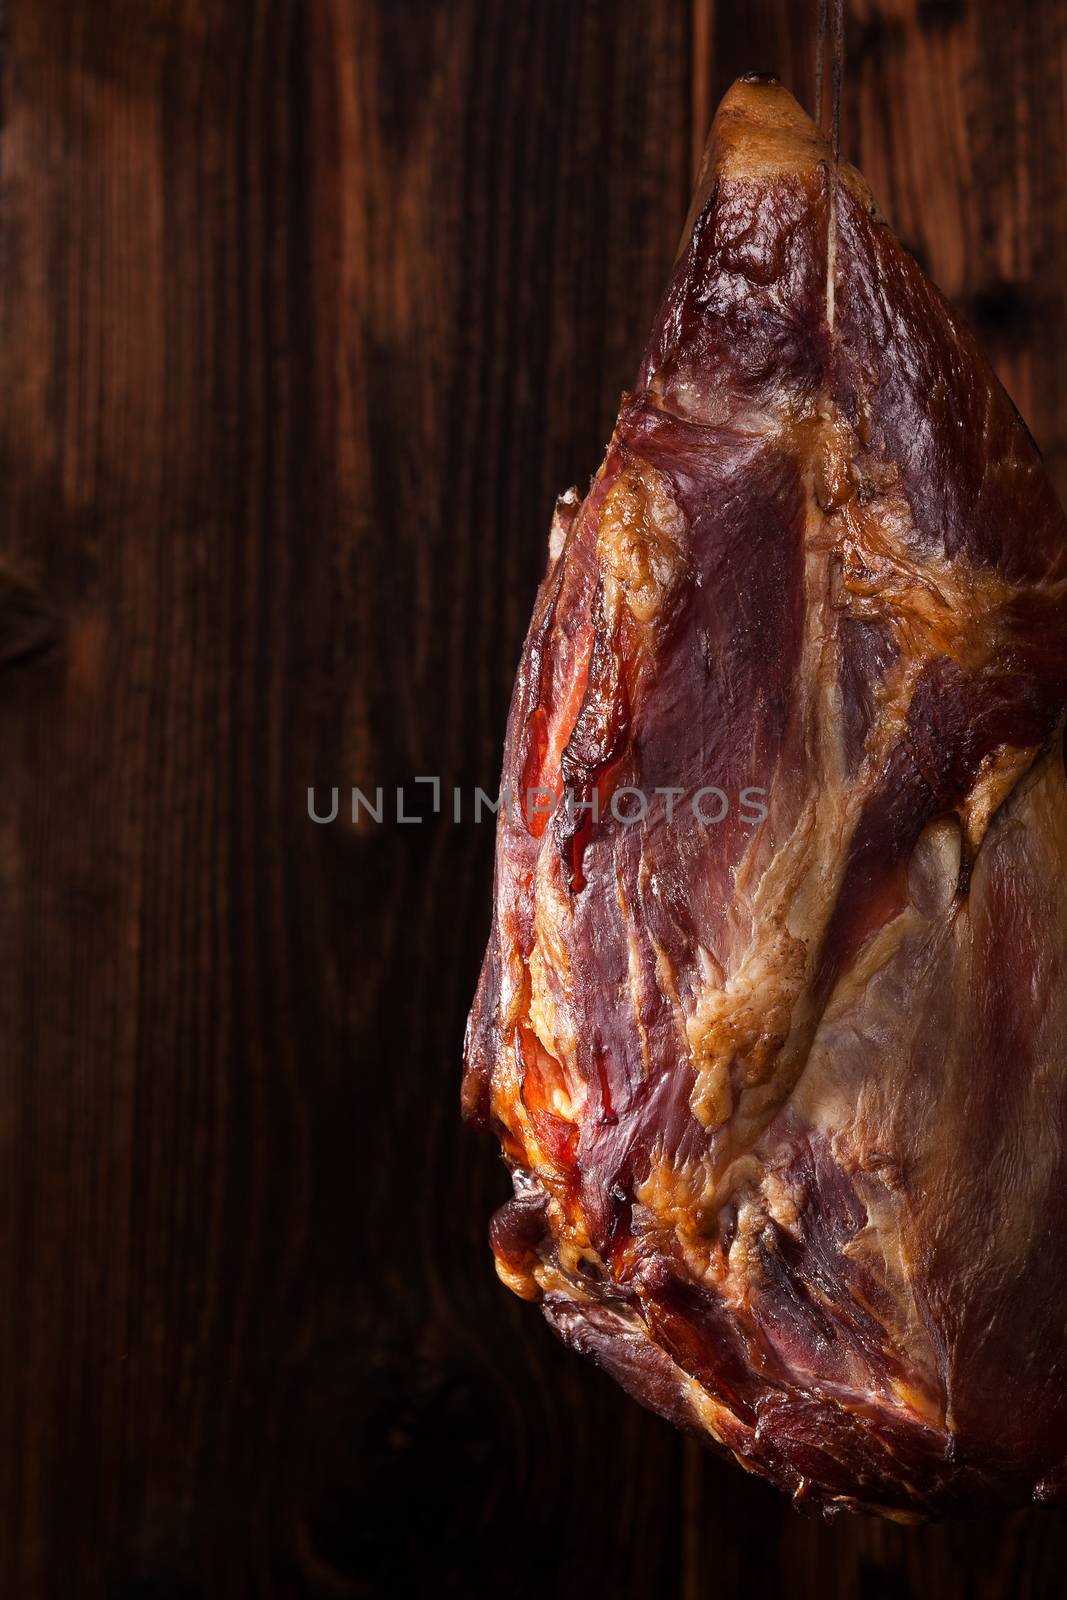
462,76,1067,1518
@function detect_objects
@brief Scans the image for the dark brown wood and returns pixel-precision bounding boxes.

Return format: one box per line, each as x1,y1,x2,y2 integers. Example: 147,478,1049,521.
1,2,1065,1595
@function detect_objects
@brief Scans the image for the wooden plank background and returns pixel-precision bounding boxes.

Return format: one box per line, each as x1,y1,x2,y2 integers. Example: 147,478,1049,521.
2,1,1066,1594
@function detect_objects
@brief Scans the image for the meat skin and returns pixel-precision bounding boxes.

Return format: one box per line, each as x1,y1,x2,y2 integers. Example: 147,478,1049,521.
462,76,1067,1518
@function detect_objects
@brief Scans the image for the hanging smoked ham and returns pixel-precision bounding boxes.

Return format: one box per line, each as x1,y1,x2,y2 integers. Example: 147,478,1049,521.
461,75,1067,1517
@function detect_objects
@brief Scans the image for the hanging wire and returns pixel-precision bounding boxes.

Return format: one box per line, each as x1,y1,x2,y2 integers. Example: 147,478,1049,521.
814,0,846,160
831,0,845,168
815,0,828,136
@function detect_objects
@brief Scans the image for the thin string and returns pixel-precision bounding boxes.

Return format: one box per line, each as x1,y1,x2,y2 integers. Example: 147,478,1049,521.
815,0,827,135
831,0,845,169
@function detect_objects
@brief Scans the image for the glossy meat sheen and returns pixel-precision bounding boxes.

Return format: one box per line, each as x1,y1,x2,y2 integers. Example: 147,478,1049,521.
462,77,1067,1517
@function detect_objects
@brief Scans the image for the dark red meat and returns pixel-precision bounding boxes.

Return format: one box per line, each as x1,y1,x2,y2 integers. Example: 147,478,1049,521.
462,76,1067,1517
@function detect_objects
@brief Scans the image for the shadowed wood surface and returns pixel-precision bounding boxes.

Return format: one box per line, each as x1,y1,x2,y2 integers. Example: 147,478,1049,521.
2,1,1066,1595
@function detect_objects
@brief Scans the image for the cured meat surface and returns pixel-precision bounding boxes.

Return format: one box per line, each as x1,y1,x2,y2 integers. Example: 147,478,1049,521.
462,76,1067,1517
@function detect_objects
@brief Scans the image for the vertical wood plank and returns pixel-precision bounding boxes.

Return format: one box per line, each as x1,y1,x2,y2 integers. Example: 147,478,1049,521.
0,1,693,1594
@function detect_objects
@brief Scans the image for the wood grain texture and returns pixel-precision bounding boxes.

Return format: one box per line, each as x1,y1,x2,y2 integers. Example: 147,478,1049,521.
1,2,1065,1595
